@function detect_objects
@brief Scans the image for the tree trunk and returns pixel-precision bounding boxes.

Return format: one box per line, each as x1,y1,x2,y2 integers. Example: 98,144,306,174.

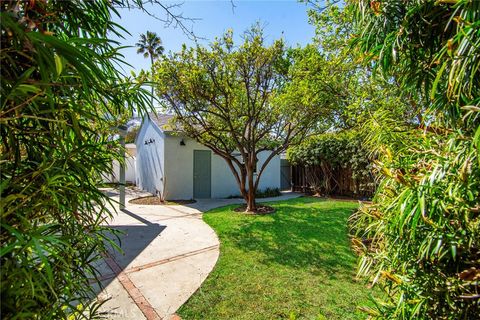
245,162,257,212
150,55,155,108
239,178,247,202
246,186,256,212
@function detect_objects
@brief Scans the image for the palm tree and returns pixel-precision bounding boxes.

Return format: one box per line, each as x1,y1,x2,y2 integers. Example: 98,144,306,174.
136,31,164,67
136,31,164,107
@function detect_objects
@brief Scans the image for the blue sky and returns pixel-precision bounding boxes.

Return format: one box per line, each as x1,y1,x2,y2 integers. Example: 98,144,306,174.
112,0,316,74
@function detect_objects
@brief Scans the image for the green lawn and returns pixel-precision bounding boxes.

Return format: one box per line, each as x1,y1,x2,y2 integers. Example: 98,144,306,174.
177,197,373,320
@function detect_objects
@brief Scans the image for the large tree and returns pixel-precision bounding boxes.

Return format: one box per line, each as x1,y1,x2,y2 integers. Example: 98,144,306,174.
305,1,423,129
154,28,326,211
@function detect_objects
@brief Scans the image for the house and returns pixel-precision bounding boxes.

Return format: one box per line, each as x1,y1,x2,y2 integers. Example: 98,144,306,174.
135,114,281,199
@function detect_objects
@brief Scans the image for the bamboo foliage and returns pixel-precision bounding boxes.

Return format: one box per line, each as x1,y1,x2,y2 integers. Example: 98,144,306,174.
0,1,150,318
348,0,480,318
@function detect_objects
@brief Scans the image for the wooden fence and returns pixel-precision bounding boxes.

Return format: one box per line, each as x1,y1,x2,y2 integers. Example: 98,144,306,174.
291,164,376,198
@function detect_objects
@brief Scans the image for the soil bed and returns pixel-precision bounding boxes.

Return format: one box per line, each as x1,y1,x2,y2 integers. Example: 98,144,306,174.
233,205,275,214
129,196,196,205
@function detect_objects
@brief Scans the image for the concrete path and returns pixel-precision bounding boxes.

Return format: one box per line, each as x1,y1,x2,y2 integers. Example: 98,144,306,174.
94,188,301,319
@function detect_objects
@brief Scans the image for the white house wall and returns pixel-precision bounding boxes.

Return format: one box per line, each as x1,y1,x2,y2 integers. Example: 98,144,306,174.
135,119,165,195
163,135,208,199
163,135,281,199
112,157,136,183
256,151,281,192
210,155,241,198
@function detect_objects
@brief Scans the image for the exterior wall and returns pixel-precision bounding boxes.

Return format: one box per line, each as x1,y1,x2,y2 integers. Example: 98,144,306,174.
101,146,136,183
211,155,240,198
102,157,136,183
135,119,165,195
109,157,136,183
125,143,136,157
163,135,208,199
256,151,281,192
163,135,281,199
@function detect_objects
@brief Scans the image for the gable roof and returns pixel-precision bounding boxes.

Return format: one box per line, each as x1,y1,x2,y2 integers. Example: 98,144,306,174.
134,113,174,145
149,113,175,131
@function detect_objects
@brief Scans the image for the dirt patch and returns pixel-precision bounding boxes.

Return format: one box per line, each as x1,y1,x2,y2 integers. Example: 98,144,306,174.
129,196,196,205
233,205,275,215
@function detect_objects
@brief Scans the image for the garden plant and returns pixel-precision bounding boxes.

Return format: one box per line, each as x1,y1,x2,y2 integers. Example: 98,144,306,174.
0,1,151,318
345,0,480,318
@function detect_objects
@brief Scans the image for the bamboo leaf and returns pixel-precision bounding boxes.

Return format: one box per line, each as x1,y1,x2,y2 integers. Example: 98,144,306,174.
54,53,63,76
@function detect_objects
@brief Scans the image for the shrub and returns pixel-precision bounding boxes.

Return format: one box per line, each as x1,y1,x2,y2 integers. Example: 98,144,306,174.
0,1,149,318
287,131,375,197
256,187,281,198
125,126,140,144
226,187,281,199
348,0,480,318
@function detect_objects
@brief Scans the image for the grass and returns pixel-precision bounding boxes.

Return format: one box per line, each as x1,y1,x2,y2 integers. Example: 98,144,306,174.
177,197,373,320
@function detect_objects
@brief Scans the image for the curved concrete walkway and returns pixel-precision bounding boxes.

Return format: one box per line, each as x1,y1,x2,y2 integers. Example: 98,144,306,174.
95,188,301,319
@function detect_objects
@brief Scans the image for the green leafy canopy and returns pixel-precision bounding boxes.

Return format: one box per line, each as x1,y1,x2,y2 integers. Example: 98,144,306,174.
154,26,330,211
345,0,480,318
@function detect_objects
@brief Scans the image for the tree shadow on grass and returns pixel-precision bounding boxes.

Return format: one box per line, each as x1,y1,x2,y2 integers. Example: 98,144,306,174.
221,197,358,276
178,197,370,320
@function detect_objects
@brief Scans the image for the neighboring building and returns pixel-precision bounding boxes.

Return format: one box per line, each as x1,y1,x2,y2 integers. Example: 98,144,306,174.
103,143,137,184
135,114,281,199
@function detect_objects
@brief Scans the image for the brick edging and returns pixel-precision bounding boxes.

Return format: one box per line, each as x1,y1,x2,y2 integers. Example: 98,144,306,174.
103,254,162,320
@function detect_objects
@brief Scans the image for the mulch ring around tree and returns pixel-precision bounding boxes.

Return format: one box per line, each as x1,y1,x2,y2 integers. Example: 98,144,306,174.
129,196,196,205
233,205,275,215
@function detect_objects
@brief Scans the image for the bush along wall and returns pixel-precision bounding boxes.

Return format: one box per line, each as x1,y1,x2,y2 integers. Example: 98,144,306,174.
287,131,375,198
